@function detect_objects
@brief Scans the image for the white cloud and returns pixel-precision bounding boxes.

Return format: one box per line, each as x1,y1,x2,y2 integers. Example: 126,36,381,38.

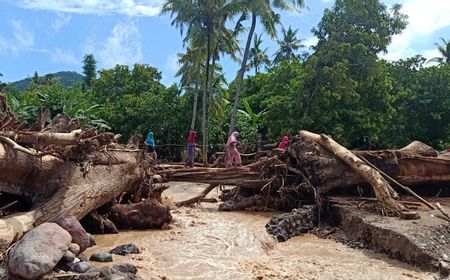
52,13,72,33
164,53,179,76
52,48,79,65
17,0,164,16
303,36,318,48
98,21,143,68
0,20,39,55
384,0,450,61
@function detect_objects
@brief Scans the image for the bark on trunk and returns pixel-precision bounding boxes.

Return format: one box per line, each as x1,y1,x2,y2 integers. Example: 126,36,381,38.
0,145,149,251
229,12,257,135
299,131,405,213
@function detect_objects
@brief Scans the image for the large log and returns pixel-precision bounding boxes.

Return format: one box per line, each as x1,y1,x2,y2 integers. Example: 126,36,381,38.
299,131,405,212
0,144,150,251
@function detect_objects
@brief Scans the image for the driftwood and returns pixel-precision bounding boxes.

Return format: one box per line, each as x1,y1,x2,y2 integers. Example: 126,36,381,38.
175,184,217,207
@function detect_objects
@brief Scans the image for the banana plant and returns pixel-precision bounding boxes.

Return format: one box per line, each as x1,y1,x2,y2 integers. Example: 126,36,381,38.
238,98,268,126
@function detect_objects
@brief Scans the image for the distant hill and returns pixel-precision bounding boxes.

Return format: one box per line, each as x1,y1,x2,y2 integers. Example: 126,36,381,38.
11,71,84,91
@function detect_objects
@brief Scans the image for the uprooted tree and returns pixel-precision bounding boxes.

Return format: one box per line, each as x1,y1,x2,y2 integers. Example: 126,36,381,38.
0,92,449,254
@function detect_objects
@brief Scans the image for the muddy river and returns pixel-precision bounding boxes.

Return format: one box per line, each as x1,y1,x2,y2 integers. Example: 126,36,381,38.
85,182,433,280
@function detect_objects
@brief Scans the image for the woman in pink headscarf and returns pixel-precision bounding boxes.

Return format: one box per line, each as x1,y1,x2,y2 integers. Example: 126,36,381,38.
226,131,242,167
278,136,289,150
185,130,197,168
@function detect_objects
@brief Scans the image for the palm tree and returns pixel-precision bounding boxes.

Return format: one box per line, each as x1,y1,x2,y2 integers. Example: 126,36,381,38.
249,33,271,74
428,38,450,65
273,26,304,64
176,46,204,130
229,0,306,135
162,0,240,165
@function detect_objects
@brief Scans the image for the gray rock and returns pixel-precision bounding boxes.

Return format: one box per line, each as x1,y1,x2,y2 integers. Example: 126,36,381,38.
8,223,71,280
68,243,81,255
71,261,93,273
87,233,96,247
64,250,76,262
89,252,113,262
55,215,91,252
110,244,140,256
113,263,137,274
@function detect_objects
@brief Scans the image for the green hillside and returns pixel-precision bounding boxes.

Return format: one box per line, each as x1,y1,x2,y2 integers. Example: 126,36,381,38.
11,71,84,91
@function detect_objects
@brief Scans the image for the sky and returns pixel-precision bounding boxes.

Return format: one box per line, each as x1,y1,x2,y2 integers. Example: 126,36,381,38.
0,0,449,86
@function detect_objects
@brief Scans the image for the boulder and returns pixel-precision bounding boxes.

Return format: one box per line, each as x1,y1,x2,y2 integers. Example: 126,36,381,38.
110,244,140,256
89,252,113,262
8,223,71,279
55,215,91,252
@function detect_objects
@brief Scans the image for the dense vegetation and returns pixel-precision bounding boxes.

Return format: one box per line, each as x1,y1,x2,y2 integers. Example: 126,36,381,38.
1,0,449,161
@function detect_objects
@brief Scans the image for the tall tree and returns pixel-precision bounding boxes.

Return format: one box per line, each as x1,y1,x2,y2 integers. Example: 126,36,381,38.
162,0,240,165
249,33,271,74
428,38,450,65
273,26,304,64
229,0,306,135
176,46,204,130
82,54,97,88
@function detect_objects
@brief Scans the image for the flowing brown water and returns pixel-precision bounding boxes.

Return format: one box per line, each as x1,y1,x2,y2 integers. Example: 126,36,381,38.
85,182,433,280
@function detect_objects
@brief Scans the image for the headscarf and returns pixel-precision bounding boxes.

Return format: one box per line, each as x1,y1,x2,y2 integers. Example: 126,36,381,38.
227,131,239,146
278,136,289,149
187,130,197,143
145,132,155,146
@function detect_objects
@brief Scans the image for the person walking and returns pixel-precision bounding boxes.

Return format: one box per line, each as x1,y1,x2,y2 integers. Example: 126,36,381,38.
226,131,242,167
145,130,157,160
185,130,197,167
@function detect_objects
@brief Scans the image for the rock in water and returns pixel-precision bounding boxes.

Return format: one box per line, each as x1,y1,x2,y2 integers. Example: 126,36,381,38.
8,223,71,279
266,205,318,242
55,215,91,252
113,263,138,274
89,252,113,262
110,244,140,256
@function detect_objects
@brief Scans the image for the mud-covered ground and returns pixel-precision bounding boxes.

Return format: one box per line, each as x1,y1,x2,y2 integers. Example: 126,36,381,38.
85,182,435,280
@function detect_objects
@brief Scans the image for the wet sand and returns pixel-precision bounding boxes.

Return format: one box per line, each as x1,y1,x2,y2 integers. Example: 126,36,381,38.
85,182,434,280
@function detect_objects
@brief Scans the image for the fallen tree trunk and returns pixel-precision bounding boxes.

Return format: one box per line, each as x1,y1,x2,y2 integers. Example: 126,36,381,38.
299,131,405,213
0,144,150,251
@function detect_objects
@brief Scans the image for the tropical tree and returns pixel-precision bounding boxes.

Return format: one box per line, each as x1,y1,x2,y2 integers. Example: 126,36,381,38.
83,54,97,88
176,46,204,130
428,38,450,65
273,26,304,64
162,0,240,165
249,33,271,74
229,0,306,135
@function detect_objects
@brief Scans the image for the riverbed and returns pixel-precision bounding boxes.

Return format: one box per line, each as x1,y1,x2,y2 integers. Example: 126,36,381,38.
85,182,433,280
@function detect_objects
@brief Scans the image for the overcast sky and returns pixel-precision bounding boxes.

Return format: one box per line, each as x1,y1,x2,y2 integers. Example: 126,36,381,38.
0,0,449,85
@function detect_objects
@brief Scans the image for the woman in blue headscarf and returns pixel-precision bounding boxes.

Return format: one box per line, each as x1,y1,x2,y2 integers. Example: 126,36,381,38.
145,130,157,160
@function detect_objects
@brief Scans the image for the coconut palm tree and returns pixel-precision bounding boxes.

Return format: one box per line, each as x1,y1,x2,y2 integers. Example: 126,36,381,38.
273,26,304,64
249,33,271,74
176,46,204,130
162,0,241,165
229,0,306,135
428,38,450,65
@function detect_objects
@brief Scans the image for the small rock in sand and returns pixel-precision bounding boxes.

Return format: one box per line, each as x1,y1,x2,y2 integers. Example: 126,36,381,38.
90,252,113,262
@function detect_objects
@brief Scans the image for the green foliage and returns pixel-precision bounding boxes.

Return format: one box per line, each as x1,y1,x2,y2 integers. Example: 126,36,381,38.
83,54,97,88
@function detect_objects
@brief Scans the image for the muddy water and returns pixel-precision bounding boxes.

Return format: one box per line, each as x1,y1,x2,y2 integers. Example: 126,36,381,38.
85,182,433,280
